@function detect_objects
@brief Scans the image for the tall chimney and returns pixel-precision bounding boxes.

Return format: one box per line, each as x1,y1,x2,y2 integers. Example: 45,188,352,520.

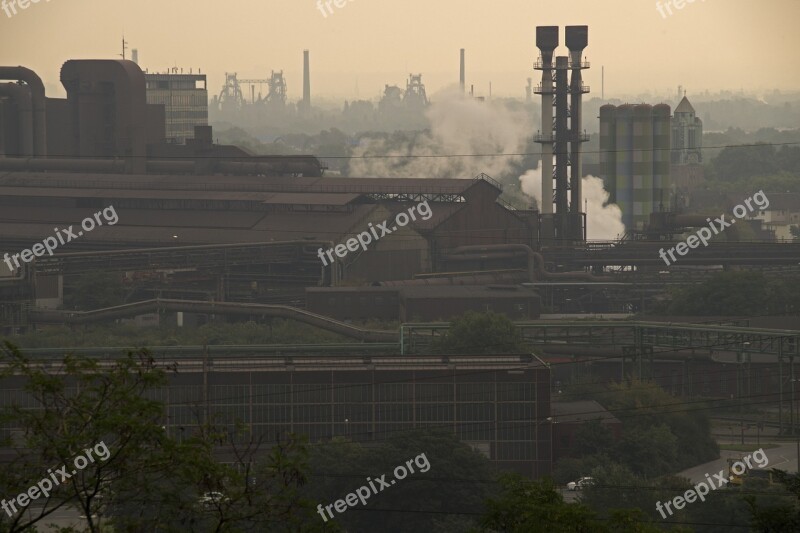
460,48,465,94
566,25,589,217
132,49,139,65
302,49,310,112
534,26,558,215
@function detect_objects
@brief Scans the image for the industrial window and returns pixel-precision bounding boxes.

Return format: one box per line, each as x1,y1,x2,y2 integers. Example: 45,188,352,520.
497,403,533,422
458,424,493,441
333,384,371,403
416,383,453,402
333,403,371,423
211,405,249,424
293,384,330,404
292,404,331,424
456,403,493,422
377,384,413,402
497,383,533,402
457,383,495,402
416,404,454,422
376,403,413,422
211,385,248,404
252,384,291,404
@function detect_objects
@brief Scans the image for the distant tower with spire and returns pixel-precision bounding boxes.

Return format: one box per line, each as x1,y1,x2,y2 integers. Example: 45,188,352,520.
671,92,703,165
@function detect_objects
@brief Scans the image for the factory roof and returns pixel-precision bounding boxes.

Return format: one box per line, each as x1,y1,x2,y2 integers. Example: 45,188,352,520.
551,400,621,425
0,204,384,247
0,172,496,196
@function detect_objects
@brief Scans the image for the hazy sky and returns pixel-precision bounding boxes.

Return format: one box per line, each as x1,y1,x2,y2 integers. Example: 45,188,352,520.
1,0,799,101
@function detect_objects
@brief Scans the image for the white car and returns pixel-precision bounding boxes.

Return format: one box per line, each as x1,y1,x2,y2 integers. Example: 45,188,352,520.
198,491,229,508
567,477,594,491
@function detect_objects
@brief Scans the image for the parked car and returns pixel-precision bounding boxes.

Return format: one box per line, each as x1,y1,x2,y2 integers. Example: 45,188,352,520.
567,477,594,491
198,491,229,508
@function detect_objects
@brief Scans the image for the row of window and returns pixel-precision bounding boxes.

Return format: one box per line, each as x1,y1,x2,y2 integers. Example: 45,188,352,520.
188,402,534,425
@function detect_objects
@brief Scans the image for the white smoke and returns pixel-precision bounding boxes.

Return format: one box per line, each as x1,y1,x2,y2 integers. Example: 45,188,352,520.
347,86,531,179
519,163,626,241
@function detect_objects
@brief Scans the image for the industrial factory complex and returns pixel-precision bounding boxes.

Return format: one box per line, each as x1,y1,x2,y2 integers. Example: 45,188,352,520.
1,23,799,489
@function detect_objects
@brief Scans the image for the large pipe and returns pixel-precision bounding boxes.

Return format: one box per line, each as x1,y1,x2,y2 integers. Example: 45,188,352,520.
0,66,46,156
0,157,127,173
378,272,527,287
0,83,33,157
446,244,611,282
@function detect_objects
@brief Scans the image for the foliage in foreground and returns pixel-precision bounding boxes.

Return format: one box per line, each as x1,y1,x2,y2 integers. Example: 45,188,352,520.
0,342,329,533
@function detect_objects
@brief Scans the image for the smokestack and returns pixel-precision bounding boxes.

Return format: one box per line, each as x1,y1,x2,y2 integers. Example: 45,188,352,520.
132,49,139,65
302,49,310,112
460,49,465,94
534,26,558,216
566,25,589,217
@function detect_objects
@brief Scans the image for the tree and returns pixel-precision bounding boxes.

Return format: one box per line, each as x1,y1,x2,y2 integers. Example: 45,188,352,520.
0,342,326,532
573,419,615,456
712,143,777,181
477,473,670,533
432,311,527,355
303,430,496,533
746,470,800,531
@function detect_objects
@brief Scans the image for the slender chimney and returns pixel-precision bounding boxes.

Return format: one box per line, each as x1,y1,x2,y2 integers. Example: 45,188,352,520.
566,25,589,218
302,49,310,112
535,26,558,215
460,49,465,94
132,49,139,65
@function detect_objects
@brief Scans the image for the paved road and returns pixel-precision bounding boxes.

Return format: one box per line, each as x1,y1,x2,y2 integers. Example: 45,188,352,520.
676,442,798,484
11,505,90,531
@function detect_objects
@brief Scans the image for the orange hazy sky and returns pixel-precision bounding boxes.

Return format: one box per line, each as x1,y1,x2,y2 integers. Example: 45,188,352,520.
1,0,799,101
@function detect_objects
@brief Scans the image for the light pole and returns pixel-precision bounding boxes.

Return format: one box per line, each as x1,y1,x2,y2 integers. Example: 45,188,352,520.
738,341,751,445
792,377,800,472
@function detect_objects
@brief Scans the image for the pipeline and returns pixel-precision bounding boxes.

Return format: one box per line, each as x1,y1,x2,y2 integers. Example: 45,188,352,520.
26,299,396,342
445,244,612,282
378,272,527,287
0,67,46,156
0,157,128,173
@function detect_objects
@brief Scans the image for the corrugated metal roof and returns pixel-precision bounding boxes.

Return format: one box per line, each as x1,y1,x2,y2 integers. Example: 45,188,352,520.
0,172,488,195
261,192,361,205
551,400,621,424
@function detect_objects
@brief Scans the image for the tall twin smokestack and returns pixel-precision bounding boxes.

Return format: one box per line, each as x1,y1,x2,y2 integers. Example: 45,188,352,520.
302,49,310,112
460,48,465,94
